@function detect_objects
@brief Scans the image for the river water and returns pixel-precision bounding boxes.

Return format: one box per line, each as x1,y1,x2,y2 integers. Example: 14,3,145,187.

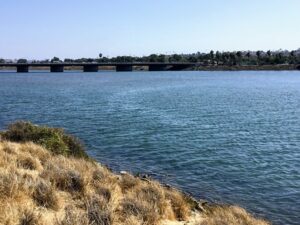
0,71,299,224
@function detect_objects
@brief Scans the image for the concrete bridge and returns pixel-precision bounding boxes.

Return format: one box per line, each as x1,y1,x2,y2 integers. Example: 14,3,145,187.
0,62,197,72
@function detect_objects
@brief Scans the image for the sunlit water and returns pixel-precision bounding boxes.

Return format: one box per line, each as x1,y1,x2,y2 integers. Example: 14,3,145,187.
0,71,299,225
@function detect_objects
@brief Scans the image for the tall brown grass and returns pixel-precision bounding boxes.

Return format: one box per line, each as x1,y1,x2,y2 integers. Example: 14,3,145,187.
0,141,197,225
201,205,271,225
0,139,270,225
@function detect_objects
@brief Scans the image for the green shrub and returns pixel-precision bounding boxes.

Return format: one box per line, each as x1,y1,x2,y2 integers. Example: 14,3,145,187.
1,121,88,158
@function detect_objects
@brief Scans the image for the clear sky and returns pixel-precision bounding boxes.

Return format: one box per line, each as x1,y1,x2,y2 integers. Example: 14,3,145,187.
1,0,300,59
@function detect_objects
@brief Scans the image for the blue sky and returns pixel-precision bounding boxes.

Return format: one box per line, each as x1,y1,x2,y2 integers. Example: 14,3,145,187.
1,0,300,59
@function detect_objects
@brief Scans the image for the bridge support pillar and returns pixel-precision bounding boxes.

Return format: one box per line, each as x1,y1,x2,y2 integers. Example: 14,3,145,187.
83,65,99,72
116,65,133,72
17,65,29,73
148,64,169,71
169,65,192,71
50,65,64,72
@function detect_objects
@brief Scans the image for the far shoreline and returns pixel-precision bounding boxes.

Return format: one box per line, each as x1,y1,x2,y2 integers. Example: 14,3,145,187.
194,64,300,71
0,64,299,72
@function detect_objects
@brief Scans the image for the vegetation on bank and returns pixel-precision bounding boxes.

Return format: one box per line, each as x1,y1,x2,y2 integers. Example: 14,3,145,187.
0,121,87,159
2,49,300,68
0,122,270,225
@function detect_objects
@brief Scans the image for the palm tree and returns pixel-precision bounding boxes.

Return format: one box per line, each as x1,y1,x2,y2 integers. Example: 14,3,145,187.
215,51,221,65
246,51,251,58
289,51,296,64
236,51,242,65
256,51,262,65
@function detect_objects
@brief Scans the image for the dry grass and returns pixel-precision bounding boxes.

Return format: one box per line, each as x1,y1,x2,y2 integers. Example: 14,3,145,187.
200,205,271,225
0,141,194,225
0,141,270,225
33,180,60,210
19,209,41,225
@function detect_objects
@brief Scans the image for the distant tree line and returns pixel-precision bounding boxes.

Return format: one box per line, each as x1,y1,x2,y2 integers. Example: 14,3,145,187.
1,49,300,66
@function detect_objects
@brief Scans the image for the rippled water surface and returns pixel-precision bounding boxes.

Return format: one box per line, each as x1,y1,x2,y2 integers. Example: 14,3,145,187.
0,71,300,224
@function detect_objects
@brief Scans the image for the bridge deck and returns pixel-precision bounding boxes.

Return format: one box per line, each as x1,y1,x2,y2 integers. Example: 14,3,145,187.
0,62,197,67
0,62,197,72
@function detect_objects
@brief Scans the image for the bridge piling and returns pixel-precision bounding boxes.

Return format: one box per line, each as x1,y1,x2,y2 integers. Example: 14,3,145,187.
116,65,133,72
148,65,169,71
83,65,99,72
168,64,192,71
17,65,29,73
50,65,64,72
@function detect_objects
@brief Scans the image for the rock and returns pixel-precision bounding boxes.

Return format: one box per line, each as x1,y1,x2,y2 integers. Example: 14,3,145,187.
120,170,128,175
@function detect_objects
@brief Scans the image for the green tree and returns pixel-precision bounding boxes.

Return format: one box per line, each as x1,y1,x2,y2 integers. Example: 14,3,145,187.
222,52,229,65
157,54,166,62
169,54,182,62
64,58,73,63
149,54,158,62
174,54,183,62
229,53,237,65
188,55,197,63
274,52,284,64
209,50,214,63
51,57,61,63
17,58,28,63
197,53,205,63
215,51,221,65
